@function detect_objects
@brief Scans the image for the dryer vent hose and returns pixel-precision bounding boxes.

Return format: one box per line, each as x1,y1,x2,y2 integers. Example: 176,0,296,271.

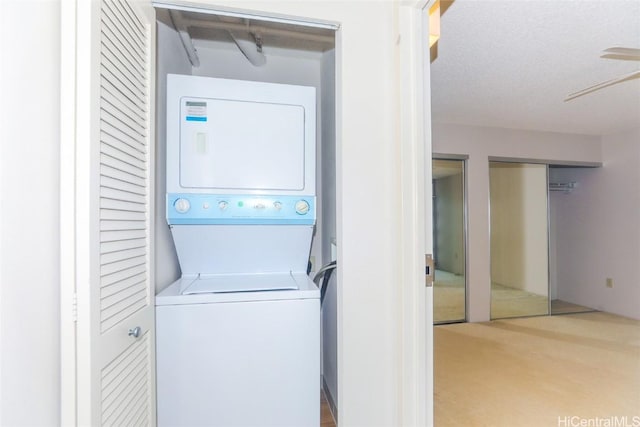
313,261,337,304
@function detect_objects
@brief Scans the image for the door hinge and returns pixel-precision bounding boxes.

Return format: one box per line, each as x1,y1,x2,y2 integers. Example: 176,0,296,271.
425,254,434,288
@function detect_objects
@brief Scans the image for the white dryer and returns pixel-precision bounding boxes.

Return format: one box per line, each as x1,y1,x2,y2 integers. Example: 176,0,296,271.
156,75,319,426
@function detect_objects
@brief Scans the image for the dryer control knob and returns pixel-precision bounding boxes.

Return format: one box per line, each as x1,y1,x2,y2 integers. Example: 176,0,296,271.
174,198,191,214
295,200,310,215
218,200,229,211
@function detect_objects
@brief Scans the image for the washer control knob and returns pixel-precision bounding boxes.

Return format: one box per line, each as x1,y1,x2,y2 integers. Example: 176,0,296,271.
295,200,310,215
273,201,283,211
218,200,229,211
174,198,191,214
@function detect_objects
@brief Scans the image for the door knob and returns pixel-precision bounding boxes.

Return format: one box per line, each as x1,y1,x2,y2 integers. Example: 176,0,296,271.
128,326,142,338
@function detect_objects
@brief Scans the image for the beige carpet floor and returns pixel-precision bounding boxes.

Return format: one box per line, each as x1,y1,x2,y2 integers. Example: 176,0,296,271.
435,312,640,427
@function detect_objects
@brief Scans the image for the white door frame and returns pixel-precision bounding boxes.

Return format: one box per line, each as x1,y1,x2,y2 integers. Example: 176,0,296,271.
59,0,79,423
397,1,434,425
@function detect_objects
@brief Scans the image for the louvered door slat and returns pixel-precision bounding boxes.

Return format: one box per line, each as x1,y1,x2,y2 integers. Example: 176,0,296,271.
100,220,146,233
101,99,146,139
101,334,146,381
101,253,146,276
101,264,146,290
101,126,146,159
103,360,146,413
101,187,146,205
101,283,146,314
100,110,146,145
101,176,146,196
100,238,146,254
101,139,146,169
116,388,148,427
100,264,146,288
100,164,146,189
100,334,150,425
101,246,146,264
100,62,145,108
104,0,145,54
101,132,146,164
108,377,147,427
101,84,145,125
101,78,145,123
102,1,145,62
101,184,146,203
104,370,147,426
100,32,145,88
112,0,145,34
101,294,147,332
100,151,146,179
100,198,146,213
101,273,146,299
101,208,147,222
100,39,145,94
101,229,147,243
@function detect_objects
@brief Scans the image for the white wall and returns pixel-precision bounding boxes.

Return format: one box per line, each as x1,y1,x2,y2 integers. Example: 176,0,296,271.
550,128,640,319
320,48,338,416
155,11,192,292
0,1,61,424
433,123,601,321
194,42,323,87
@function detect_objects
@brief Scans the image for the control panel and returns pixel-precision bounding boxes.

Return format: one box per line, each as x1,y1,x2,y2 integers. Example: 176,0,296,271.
167,194,316,225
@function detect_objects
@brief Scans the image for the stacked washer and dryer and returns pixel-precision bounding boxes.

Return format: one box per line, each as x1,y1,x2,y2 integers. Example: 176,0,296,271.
156,74,320,426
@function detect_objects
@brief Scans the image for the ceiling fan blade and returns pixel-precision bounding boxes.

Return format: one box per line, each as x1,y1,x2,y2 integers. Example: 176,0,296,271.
602,47,640,61
564,69,640,102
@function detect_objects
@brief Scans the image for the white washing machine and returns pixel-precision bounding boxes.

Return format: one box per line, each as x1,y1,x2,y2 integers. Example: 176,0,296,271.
156,75,320,426
156,275,319,426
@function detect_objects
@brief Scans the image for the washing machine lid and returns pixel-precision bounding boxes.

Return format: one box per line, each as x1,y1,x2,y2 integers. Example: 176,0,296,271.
155,272,319,305
181,272,300,295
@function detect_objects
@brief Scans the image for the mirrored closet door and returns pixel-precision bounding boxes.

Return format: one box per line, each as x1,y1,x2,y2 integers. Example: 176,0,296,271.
433,159,466,323
489,161,549,319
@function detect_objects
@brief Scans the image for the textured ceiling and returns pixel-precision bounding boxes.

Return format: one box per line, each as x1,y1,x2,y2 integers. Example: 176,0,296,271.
430,0,640,136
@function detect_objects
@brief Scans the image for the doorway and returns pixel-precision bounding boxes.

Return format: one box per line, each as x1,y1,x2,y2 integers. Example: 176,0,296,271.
154,5,339,424
548,166,597,315
432,159,466,323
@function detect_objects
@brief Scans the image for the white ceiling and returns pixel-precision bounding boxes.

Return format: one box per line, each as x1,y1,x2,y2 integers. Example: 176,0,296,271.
430,0,640,137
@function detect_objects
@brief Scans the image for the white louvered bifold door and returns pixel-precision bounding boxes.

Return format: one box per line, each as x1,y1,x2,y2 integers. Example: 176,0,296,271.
72,0,156,425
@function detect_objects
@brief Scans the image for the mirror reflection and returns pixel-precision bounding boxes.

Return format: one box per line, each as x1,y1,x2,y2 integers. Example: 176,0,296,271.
433,159,466,324
489,162,549,319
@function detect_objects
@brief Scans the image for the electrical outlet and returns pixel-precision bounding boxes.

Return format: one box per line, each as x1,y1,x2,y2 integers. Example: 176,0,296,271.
606,278,613,288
